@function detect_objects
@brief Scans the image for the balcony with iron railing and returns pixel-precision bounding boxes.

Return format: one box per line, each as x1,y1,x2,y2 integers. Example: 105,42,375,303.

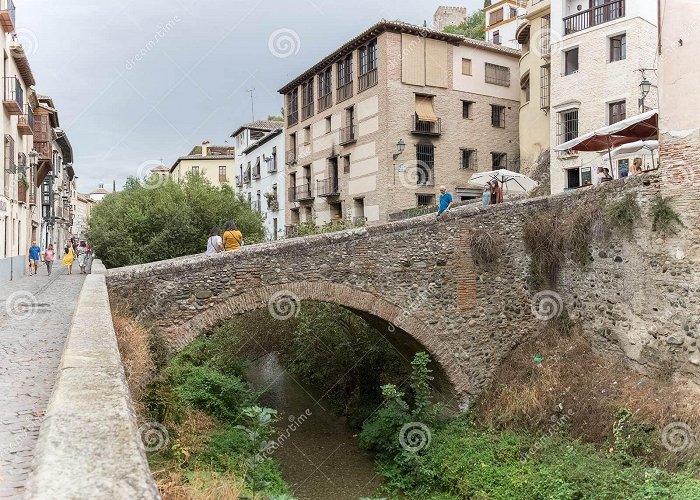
3,76,22,115
288,183,313,202
318,93,332,112
243,170,251,184
337,82,353,103
0,0,15,33
411,115,442,136
563,0,625,35
317,177,340,197
339,124,357,145
358,68,378,92
18,103,33,135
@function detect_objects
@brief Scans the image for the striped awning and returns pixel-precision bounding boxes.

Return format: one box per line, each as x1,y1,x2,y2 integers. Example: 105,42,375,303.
415,96,437,122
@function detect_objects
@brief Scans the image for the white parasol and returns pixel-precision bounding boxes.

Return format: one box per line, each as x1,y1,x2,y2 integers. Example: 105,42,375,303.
469,169,539,193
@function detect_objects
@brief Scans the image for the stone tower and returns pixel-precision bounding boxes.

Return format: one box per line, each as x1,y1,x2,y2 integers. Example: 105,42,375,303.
433,6,467,31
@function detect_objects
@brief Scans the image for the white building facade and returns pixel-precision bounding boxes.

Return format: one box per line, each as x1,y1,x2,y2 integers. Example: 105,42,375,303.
484,0,526,49
549,0,659,192
231,121,286,240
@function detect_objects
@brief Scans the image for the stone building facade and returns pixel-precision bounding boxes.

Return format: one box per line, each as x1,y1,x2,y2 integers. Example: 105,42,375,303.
108,170,700,410
279,20,520,229
432,6,467,32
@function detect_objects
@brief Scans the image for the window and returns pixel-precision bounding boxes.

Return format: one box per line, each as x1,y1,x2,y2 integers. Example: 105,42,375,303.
489,8,504,26
358,39,378,91
343,155,350,174
301,79,314,120
287,88,299,126
490,104,506,128
491,152,507,170
324,116,332,134
610,34,626,62
337,54,353,102
416,144,434,185
485,63,510,86
510,6,517,18
417,194,435,206
608,100,626,124
521,74,530,103
302,125,311,145
271,146,278,172
540,15,551,57
492,30,501,45
557,109,579,145
540,65,550,109
462,100,473,119
191,166,199,175
566,168,581,189
218,166,226,182
564,48,579,75
461,58,472,75
318,67,333,111
460,149,477,170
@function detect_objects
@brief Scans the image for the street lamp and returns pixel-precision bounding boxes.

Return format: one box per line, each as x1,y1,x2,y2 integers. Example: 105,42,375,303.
393,139,406,161
28,149,39,169
639,76,652,112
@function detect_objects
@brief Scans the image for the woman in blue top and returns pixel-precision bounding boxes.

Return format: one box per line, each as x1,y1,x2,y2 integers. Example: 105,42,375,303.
28,241,41,276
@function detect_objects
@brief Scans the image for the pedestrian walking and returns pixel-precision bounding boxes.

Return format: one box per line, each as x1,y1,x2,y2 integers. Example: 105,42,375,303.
436,186,453,218
62,244,75,274
76,241,88,274
206,227,223,254
482,184,491,207
223,221,244,251
27,241,41,276
44,244,55,276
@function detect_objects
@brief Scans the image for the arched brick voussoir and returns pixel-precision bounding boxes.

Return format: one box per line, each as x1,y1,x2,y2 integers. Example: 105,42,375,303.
161,281,468,407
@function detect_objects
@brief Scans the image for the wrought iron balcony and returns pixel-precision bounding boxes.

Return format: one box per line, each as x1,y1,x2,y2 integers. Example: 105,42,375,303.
563,0,625,35
18,103,33,135
288,183,313,202
411,116,442,136
339,124,357,145
3,76,22,115
0,0,15,33
285,224,299,237
317,177,340,197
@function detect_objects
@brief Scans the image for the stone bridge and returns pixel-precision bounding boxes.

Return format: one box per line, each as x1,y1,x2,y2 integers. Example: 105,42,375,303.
108,171,700,410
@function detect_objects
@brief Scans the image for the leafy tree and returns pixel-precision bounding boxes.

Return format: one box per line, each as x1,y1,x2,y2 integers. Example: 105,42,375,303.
443,10,486,41
266,114,284,122
86,174,264,268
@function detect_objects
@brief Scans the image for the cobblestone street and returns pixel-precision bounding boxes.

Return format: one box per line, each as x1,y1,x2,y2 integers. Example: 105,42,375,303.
0,266,87,498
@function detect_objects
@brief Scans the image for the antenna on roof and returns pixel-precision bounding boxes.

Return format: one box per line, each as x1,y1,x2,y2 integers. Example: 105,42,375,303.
246,88,255,121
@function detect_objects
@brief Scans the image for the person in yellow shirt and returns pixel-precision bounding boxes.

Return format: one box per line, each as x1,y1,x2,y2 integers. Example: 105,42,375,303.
223,221,244,251
62,244,75,274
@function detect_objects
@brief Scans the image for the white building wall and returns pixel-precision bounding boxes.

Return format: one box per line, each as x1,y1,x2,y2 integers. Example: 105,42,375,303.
549,3,658,193
484,2,526,49
452,45,521,101
235,130,286,240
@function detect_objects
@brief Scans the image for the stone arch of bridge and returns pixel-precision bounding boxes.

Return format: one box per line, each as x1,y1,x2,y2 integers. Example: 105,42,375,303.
167,281,466,408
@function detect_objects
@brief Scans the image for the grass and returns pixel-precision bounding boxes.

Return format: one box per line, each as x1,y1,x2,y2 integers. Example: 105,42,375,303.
523,211,565,288
650,195,685,236
470,227,503,267
607,194,642,239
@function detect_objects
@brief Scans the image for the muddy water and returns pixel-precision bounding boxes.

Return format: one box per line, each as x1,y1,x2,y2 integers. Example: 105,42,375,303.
246,353,381,500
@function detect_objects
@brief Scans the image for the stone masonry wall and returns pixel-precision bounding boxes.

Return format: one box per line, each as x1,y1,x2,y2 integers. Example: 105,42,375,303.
108,171,699,410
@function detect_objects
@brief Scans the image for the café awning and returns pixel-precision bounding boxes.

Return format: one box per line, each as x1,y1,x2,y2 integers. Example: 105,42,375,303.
415,96,438,122
553,109,658,152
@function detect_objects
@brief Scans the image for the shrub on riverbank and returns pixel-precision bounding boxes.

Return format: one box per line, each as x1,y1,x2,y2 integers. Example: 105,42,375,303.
87,174,264,268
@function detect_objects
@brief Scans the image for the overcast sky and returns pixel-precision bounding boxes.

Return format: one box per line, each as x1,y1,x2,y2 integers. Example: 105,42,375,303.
18,0,482,193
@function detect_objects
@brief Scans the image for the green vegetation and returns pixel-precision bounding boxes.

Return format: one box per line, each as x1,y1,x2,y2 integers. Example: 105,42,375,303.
144,334,291,498
607,194,641,239
443,11,486,41
650,195,685,236
289,217,366,238
470,227,503,267
86,174,264,268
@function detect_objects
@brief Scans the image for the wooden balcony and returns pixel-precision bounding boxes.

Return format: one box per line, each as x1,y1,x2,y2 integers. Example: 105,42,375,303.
318,93,332,112
0,0,15,33
337,82,353,103
17,104,33,135
3,76,22,115
563,0,625,35
358,68,378,92
17,179,26,204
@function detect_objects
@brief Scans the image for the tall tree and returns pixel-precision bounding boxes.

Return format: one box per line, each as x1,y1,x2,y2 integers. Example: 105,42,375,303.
443,10,486,41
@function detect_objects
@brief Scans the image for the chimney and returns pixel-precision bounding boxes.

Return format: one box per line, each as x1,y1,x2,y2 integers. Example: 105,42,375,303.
202,140,210,157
